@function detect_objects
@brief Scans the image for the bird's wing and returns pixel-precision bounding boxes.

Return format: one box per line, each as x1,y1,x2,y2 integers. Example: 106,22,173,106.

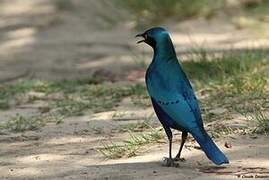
146,60,204,135
180,82,204,128
151,97,184,131
150,88,205,139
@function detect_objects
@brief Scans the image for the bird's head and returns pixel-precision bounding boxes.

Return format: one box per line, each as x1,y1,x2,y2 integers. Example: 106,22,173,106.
135,27,169,48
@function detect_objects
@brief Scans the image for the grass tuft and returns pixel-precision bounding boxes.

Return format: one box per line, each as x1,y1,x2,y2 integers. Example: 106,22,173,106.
183,50,267,88
251,110,269,134
117,0,224,28
55,0,73,11
229,74,267,95
53,83,148,116
98,128,164,159
3,114,45,132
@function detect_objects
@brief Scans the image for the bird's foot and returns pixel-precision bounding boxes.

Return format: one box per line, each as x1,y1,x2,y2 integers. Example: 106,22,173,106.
162,157,179,167
174,157,186,162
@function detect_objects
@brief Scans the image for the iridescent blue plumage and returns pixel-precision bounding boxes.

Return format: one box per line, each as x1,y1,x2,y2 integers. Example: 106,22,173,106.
136,27,229,166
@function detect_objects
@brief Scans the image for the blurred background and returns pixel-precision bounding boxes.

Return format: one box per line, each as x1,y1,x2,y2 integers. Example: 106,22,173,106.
1,1,269,179
1,0,269,82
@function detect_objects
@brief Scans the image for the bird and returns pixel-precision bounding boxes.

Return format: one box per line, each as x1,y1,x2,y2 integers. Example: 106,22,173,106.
135,27,229,167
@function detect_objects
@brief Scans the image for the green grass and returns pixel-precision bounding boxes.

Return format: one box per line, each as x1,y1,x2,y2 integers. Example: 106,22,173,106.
0,79,96,107
182,50,269,121
229,1,269,30
117,0,224,28
183,50,268,89
0,79,95,110
243,109,269,135
116,0,269,28
119,113,155,132
91,126,103,134
0,99,9,110
119,122,151,132
1,50,269,146
55,0,73,11
0,112,64,133
229,73,267,96
0,81,35,109
98,113,162,159
98,128,164,159
252,111,269,134
52,83,148,116
208,125,234,139
243,0,269,20
1,114,45,132
0,78,148,116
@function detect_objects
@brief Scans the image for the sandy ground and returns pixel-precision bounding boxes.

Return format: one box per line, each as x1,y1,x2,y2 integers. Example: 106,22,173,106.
1,1,269,180
0,104,269,180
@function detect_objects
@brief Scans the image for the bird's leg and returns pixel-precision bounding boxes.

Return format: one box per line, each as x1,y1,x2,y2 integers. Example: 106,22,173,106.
162,128,178,167
169,137,172,159
174,131,188,162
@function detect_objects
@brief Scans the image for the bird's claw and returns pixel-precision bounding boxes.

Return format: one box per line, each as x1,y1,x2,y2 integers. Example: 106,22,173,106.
162,157,179,167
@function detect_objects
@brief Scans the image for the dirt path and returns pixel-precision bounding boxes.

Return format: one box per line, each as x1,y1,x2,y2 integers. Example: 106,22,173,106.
0,107,269,179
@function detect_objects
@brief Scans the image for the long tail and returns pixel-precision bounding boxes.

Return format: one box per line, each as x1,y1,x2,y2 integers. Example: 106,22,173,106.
192,131,229,165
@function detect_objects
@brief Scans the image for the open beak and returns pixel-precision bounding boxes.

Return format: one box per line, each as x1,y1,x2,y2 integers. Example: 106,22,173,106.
135,33,145,44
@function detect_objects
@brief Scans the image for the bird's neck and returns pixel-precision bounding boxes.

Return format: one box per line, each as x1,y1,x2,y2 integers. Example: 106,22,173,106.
153,36,177,63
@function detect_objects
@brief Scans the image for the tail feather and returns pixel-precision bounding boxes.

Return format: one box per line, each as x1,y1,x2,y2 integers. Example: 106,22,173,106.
192,131,229,165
